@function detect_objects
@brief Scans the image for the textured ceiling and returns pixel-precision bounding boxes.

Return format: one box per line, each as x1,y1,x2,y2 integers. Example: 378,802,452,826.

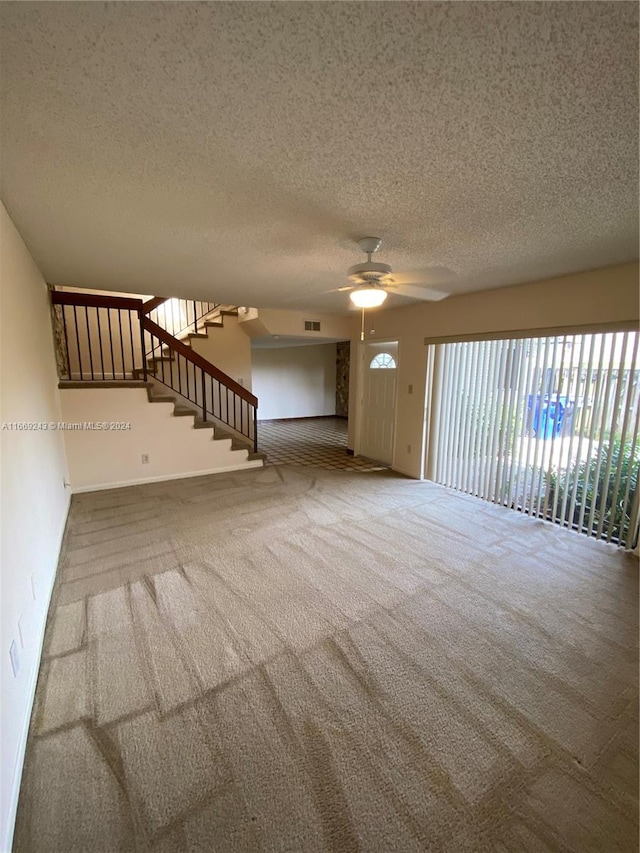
1,2,637,314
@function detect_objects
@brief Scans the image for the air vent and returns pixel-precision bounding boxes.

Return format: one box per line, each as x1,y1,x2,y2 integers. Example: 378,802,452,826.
305,320,321,332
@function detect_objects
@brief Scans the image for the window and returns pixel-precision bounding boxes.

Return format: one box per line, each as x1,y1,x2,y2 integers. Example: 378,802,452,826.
427,331,640,548
370,352,397,369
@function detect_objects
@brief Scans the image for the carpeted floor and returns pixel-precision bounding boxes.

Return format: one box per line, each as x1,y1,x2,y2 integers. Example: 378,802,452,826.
14,465,639,852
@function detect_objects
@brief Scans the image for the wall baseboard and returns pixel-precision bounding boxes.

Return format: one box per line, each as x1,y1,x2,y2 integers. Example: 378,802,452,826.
70,460,263,493
3,493,71,853
391,465,422,480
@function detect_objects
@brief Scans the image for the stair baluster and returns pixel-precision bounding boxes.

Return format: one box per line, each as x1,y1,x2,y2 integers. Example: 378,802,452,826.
50,290,259,453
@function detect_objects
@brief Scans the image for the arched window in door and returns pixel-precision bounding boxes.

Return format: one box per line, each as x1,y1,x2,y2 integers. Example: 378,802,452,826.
369,352,397,369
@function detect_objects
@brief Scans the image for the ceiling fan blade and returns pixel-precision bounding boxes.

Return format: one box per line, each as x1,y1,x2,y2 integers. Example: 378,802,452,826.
322,285,355,294
389,283,450,301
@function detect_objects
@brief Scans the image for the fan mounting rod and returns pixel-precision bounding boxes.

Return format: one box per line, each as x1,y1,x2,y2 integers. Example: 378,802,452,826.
357,236,382,260
348,237,391,284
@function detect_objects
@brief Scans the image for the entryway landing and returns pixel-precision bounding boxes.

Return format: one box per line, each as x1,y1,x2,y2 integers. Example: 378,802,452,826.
258,416,386,471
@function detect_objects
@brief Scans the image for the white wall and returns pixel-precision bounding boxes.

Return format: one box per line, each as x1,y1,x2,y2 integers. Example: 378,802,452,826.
0,202,70,851
60,387,262,491
252,344,337,420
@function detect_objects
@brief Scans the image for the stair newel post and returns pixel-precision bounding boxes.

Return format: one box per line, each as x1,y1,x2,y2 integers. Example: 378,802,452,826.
253,406,258,454
201,371,207,421
139,308,148,382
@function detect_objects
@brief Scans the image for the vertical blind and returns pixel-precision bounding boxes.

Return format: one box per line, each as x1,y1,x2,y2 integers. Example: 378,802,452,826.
428,331,640,549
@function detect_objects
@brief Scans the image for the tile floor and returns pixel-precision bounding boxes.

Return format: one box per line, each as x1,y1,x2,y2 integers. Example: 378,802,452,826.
257,416,386,471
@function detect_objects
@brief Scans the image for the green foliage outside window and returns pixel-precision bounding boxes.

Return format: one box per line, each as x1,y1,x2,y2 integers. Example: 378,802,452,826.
548,438,639,544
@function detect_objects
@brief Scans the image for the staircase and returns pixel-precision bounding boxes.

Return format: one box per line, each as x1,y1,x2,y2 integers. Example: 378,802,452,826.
133,308,264,460
58,379,265,464
50,291,266,481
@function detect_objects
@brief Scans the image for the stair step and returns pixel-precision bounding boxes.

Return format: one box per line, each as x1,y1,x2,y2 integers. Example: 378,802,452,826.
211,428,255,453
211,427,234,441
149,356,174,363
187,333,208,340
193,419,214,430
192,420,253,451
59,380,150,390
220,309,239,317
58,378,264,468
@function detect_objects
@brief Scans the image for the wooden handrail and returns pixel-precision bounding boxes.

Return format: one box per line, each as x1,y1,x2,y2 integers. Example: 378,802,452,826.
142,316,258,407
141,296,170,315
51,291,144,311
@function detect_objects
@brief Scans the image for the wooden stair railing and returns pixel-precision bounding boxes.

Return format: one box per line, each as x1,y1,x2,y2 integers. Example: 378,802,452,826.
141,296,168,315
141,316,258,452
141,296,222,360
142,296,220,335
51,291,148,382
50,290,258,452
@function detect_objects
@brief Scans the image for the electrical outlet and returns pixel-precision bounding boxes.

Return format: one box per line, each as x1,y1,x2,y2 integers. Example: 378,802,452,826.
141,454,150,464
408,384,413,394
9,640,20,677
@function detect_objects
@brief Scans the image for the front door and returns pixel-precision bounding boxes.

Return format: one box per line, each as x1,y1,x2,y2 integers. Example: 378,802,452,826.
360,341,398,465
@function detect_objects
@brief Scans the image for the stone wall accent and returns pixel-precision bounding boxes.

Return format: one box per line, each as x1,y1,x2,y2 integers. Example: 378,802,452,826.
48,285,68,378
336,341,350,417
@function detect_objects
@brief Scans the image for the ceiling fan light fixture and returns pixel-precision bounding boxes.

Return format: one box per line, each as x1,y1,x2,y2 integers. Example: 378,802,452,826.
350,287,388,308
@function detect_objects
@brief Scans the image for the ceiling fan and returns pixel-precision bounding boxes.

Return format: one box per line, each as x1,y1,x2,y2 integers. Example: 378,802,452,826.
330,237,451,308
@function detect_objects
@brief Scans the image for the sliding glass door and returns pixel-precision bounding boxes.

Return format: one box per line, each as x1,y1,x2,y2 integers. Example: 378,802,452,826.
427,331,640,549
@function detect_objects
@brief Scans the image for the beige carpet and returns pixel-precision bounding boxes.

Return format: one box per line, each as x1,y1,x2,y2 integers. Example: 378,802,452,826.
14,465,639,852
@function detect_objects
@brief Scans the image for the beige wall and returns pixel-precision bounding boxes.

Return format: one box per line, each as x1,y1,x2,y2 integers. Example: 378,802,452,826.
349,262,639,477
190,315,253,392
239,307,352,341
0,202,71,850
60,387,261,491
252,344,337,420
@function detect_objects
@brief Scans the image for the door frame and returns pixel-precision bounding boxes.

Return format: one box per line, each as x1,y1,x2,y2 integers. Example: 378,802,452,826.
354,338,400,465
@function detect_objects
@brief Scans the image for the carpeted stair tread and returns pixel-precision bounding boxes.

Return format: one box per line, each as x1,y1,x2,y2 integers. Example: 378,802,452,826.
58,380,151,390
147,394,178,404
